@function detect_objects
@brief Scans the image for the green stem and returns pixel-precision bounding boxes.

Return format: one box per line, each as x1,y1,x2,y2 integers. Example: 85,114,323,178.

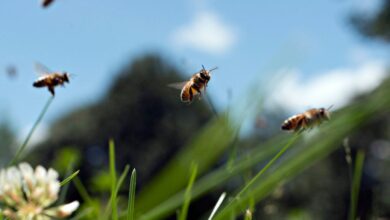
127,169,137,220
349,150,365,220
9,96,54,165
221,133,300,214
109,139,118,220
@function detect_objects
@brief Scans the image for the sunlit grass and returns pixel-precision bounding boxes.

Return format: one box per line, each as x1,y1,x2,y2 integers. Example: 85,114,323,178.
178,163,198,220
208,192,226,220
127,169,137,220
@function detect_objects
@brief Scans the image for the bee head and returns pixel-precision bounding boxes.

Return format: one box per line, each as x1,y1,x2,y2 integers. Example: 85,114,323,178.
319,108,330,120
200,70,211,80
63,72,70,83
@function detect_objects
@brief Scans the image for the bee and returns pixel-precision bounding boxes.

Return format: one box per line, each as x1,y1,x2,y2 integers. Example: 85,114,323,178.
33,63,70,96
5,65,17,78
281,107,332,132
169,65,217,103
41,0,55,8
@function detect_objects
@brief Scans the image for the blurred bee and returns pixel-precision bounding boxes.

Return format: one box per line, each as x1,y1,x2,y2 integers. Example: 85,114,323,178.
33,63,70,96
169,65,217,103
41,0,55,8
281,107,332,132
6,65,17,78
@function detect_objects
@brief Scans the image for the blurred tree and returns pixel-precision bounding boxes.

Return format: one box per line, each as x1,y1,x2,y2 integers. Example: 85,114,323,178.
31,54,213,193
351,0,390,42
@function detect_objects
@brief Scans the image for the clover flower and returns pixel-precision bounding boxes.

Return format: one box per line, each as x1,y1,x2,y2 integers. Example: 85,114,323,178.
0,163,79,220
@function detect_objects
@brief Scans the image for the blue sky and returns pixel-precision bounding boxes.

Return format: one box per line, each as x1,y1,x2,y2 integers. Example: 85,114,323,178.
0,0,388,139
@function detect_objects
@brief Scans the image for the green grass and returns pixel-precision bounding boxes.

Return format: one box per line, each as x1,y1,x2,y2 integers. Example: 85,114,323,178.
178,163,198,220
127,169,137,220
60,170,80,186
349,150,365,220
109,139,118,220
225,133,300,208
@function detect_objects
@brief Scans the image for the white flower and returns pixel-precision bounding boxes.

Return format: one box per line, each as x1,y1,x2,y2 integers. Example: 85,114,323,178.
0,163,79,220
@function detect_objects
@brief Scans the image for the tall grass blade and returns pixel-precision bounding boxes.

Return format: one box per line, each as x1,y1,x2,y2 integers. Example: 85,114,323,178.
60,170,80,186
348,150,365,220
237,133,298,199
9,96,54,165
127,169,137,220
58,162,75,204
208,192,226,220
73,176,93,204
178,163,198,220
219,133,299,215
109,139,118,220
103,165,130,219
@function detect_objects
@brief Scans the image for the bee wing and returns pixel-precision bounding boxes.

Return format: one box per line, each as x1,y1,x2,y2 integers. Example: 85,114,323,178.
34,62,53,76
167,81,188,90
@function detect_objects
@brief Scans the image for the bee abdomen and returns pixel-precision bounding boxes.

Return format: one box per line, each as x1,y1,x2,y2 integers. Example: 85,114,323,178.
281,116,300,131
33,80,46,87
281,120,293,130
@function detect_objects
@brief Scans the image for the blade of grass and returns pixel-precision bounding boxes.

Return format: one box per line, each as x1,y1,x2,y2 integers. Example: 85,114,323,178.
9,96,54,165
58,162,75,205
109,139,118,220
103,165,130,219
178,163,198,220
60,170,80,186
127,169,137,220
73,176,93,204
349,150,365,220
224,133,300,212
208,192,226,220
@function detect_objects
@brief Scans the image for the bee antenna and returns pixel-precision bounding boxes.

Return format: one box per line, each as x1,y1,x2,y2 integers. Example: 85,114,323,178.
327,105,334,111
209,66,218,72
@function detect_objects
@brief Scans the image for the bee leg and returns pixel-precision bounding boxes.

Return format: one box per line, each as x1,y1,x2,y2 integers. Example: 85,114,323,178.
48,86,55,96
295,119,304,132
188,87,194,103
194,87,202,100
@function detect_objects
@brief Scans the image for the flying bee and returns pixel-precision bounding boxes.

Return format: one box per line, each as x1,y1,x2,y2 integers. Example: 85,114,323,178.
168,65,217,103
41,0,55,8
281,107,332,132
33,63,70,96
5,65,17,78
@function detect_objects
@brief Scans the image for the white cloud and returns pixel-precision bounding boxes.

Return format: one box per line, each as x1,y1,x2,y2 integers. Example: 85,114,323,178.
267,60,388,112
171,11,237,54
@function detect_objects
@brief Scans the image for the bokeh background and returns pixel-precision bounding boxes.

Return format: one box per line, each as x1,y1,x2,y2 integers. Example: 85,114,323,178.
0,0,389,219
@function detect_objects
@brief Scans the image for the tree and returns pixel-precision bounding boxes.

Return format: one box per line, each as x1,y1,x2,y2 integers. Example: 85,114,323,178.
351,0,390,42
